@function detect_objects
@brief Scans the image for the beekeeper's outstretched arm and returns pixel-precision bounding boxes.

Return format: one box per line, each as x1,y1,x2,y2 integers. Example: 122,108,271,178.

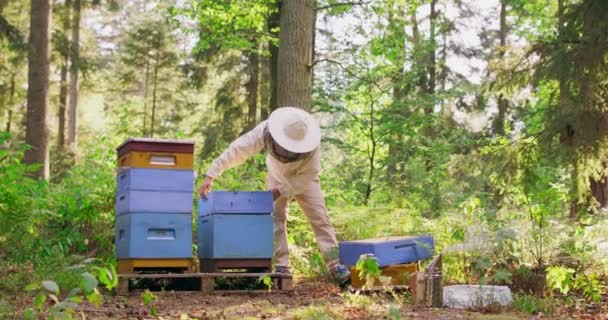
198,121,266,197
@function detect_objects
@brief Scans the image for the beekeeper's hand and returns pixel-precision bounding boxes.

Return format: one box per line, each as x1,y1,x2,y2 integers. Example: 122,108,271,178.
271,188,281,200
198,175,214,198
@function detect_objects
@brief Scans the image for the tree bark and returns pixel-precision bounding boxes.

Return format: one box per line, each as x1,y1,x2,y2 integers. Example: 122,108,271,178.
277,0,314,110
493,0,508,135
24,0,52,180
245,51,259,130
68,0,80,150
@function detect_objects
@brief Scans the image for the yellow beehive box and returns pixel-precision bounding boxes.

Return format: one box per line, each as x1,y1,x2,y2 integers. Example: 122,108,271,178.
118,151,194,170
350,262,418,289
116,138,195,169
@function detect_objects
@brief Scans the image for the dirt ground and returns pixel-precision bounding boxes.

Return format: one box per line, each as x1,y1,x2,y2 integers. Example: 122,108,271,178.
73,279,576,320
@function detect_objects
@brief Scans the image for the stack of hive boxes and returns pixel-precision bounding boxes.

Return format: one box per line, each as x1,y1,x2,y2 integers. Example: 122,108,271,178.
115,138,195,272
339,235,435,289
198,191,274,272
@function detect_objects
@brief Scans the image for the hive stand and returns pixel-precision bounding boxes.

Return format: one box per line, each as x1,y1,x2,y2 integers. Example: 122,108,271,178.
115,272,293,295
116,258,196,294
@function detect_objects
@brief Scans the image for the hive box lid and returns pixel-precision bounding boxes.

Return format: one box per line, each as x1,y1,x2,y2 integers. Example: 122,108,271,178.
198,191,273,216
339,235,435,267
117,137,195,157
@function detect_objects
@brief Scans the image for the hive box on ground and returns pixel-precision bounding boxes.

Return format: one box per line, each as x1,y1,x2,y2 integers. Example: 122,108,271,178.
350,262,418,289
116,138,195,170
339,235,435,267
115,212,193,259
115,190,193,214
198,191,273,259
117,168,194,193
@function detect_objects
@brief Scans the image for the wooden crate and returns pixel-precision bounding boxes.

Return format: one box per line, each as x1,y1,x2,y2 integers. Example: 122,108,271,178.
349,262,418,289
116,258,197,294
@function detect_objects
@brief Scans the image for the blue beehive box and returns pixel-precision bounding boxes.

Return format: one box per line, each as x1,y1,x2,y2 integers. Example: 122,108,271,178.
116,190,193,214
198,191,273,259
115,212,193,259
117,168,194,193
339,235,435,267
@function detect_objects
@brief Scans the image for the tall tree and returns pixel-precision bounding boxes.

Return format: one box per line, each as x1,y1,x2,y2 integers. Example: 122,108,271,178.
24,0,52,179
492,0,508,135
57,0,71,150
277,0,314,110
67,0,80,150
244,51,260,131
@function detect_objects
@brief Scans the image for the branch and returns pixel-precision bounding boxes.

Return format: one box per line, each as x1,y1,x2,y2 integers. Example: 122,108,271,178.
315,1,372,11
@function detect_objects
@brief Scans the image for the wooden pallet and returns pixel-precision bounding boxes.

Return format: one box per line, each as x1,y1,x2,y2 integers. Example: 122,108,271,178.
116,272,293,295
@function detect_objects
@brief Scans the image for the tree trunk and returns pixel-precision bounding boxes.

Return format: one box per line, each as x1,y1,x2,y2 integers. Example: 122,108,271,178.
142,41,151,136
245,51,259,131
58,0,71,150
24,0,52,180
493,0,508,135
150,55,159,137
260,56,270,120
387,1,407,175
5,73,15,133
429,0,437,97
68,0,80,150
267,5,280,115
58,65,68,149
276,0,314,110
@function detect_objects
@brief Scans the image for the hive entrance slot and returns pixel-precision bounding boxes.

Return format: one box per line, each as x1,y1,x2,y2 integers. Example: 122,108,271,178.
149,155,176,166
147,228,175,240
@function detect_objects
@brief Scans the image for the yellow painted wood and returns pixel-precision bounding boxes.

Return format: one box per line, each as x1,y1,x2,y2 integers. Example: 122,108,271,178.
117,258,195,273
117,151,194,169
350,262,418,289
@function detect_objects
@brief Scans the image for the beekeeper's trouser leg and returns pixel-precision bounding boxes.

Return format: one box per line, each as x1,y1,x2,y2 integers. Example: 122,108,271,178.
270,177,339,268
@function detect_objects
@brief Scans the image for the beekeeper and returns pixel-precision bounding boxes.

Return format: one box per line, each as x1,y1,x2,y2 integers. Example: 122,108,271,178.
199,106,350,283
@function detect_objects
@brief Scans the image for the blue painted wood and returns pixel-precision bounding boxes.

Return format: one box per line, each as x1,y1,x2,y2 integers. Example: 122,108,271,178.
116,168,194,193
339,235,435,267
198,213,273,259
115,212,193,259
116,190,193,215
198,191,273,216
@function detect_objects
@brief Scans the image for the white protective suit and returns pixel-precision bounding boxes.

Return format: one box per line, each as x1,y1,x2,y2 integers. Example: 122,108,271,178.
206,120,339,268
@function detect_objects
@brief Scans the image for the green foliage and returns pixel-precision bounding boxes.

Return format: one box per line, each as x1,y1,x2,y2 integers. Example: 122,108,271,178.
24,260,116,320
546,266,575,295
355,254,381,288
513,294,557,315
257,275,273,292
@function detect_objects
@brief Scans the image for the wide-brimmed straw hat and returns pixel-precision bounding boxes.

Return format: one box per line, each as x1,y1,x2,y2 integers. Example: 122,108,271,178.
267,106,321,154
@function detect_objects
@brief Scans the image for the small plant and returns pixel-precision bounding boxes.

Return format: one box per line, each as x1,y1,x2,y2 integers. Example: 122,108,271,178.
546,266,575,295
513,294,557,315
142,289,159,316
355,254,381,288
257,275,273,292
24,272,106,320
